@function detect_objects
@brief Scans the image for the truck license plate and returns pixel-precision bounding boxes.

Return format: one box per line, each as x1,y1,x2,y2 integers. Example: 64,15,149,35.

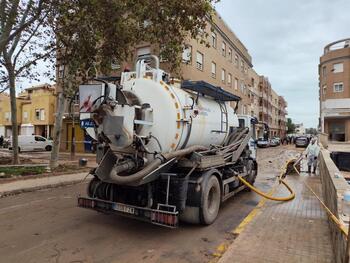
112,203,135,215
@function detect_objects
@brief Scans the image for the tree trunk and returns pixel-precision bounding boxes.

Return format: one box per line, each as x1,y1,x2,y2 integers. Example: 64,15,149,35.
50,92,66,169
8,68,20,164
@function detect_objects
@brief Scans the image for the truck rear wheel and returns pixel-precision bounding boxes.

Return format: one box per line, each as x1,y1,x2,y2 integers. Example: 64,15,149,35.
200,175,221,225
244,160,257,191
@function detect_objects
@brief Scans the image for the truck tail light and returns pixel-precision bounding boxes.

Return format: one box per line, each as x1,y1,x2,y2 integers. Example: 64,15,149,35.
78,197,95,208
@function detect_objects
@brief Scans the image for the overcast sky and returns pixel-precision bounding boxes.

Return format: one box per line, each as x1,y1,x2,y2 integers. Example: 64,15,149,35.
216,0,350,128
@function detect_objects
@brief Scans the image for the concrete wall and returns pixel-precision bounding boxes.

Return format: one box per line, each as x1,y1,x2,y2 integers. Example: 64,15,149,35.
319,148,350,263
318,132,329,148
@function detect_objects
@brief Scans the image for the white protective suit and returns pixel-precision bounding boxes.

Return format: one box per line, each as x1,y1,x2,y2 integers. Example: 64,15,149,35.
305,141,320,169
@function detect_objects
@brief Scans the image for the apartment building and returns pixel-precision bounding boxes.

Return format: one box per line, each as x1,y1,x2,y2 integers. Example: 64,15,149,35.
278,96,288,137
258,76,287,138
295,123,305,135
319,38,350,141
0,84,56,138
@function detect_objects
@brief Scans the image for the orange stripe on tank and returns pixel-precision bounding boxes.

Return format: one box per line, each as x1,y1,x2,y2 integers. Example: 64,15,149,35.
175,102,179,109
171,143,176,149
175,133,179,139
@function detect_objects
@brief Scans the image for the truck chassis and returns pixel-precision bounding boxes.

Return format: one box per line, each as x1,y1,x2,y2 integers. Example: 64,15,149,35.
78,127,257,228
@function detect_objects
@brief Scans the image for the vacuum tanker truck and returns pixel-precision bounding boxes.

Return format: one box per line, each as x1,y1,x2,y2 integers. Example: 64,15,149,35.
77,55,259,227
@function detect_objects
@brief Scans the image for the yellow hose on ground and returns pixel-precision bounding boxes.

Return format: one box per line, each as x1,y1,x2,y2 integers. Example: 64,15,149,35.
238,158,296,202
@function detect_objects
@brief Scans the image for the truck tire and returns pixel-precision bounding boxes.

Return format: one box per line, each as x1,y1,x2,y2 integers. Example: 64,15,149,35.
200,175,221,225
244,159,257,191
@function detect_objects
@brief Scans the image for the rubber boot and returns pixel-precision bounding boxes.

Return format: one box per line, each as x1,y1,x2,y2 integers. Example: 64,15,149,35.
312,167,316,174
308,166,311,174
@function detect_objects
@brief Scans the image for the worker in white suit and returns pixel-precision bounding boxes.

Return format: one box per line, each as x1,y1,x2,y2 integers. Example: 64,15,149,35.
305,138,320,174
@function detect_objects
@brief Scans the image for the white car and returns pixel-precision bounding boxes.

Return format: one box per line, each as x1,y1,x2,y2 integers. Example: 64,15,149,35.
8,135,52,152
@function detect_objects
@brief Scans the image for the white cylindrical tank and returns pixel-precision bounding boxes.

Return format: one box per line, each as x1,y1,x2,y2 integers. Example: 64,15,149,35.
108,77,239,156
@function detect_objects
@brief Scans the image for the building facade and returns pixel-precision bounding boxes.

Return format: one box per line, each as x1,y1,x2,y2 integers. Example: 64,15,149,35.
0,84,56,138
319,38,350,141
258,76,287,138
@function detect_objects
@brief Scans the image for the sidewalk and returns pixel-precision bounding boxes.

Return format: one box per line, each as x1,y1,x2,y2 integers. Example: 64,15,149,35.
0,172,92,197
218,172,334,263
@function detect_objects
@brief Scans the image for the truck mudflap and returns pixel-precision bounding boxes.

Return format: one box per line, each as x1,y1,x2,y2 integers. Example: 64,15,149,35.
77,197,179,228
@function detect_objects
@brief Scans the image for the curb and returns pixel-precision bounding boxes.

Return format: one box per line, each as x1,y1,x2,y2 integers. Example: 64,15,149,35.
0,176,92,198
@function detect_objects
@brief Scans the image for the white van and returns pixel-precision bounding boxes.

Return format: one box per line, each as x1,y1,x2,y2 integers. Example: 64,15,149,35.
8,135,52,152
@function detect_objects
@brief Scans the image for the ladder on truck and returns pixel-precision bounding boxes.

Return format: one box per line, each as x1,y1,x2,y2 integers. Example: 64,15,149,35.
212,101,228,133
178,127,252,170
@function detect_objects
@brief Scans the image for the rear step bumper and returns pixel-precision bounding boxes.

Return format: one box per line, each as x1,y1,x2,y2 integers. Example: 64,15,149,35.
78,197,179,228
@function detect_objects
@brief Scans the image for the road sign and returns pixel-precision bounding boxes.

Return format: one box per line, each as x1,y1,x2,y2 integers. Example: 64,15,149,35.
80,119,95,128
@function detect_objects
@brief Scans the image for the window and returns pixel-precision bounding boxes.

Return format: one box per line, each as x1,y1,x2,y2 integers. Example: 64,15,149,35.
240,82,245,93
243,105,247,115
228,73,232,86
322,85,327,97
234,78,238,90
35,109,40,120
35,136,46,142
222,42,226,57
211,62,216,78
4,112,11,121
228,48,232,61
136,46,151,57
35,109,45,121
221,69,226,83
196,51,204,71
182,45,192,64
234,54,239,67
23,111,28,121
322,66,326,77
40,109,45,121
333,82,344,93
211,32,217,48
333,63,343,73
241,60,244,72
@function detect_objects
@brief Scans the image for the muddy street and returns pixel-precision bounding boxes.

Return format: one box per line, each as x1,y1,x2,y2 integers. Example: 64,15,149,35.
0,146,301,263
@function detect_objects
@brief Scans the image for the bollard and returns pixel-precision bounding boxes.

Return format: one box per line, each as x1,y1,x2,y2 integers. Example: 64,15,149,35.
79,158,88,167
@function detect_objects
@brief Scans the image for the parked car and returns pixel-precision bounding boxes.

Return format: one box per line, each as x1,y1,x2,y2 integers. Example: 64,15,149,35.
2,137,10,148
295,136,309,148
273,137,281,144
270,138,280,147
8,135,52,152
257,137,270,148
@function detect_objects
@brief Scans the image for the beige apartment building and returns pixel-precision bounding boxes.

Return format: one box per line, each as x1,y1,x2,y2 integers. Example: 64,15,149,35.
319,38,350,141
258,76,287,138
0,84,56,138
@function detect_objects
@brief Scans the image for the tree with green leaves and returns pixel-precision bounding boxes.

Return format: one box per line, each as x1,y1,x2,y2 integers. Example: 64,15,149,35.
287,118,296,134
0,0,55,164
49,0,217,168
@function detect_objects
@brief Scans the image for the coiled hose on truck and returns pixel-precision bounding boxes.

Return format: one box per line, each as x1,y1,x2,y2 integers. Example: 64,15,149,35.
109,145,208,185
238,159,296,202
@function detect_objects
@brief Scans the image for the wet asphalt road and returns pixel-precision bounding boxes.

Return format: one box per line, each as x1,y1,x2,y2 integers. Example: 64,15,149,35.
0,146,296,263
